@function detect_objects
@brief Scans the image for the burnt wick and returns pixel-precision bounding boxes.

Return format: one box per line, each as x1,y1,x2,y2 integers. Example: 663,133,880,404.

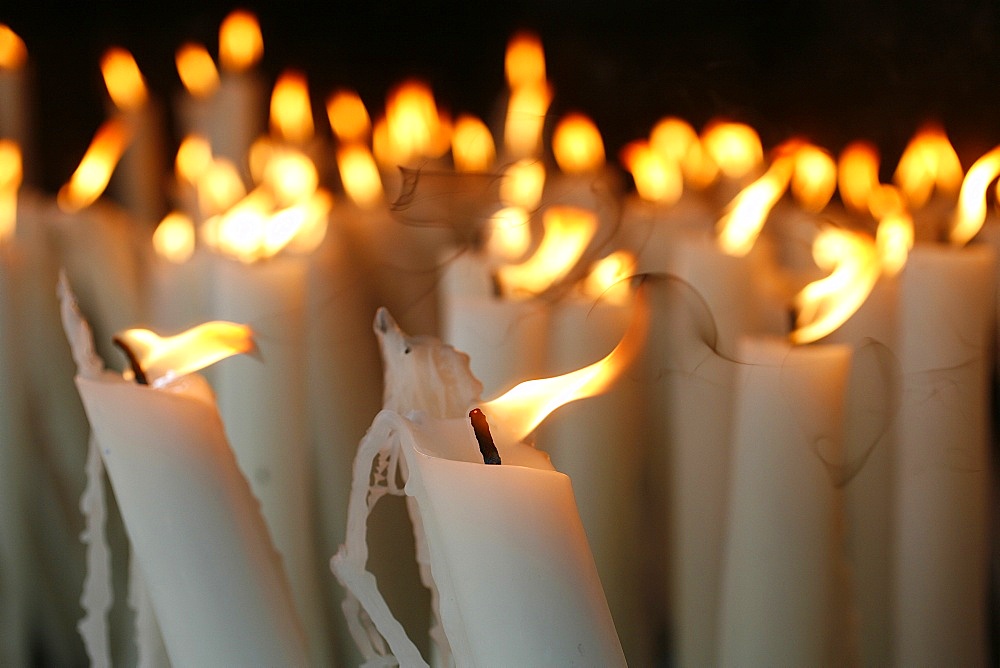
469,408,501,465
112,336,149,386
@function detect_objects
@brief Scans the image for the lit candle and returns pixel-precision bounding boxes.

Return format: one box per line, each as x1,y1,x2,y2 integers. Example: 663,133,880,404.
0,25,30,155
212,10,267,174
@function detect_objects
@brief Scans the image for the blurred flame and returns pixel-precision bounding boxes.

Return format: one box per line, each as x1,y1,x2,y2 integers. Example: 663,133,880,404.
0,25,27,70
384,80,447,165
57,119,132,212
486,206,532,262
483,291,647,442
219,10,263,72
499,158,546,210
175,134,213,184
505,32,546,89
867,183,906,221
326,89,371,143
261,148,318,206
116,321,256,386
263,189,330,256
553,113,605,174
196,158,246,217
270,71,314,144
504,83,552,158
716,150,795,256
100,47,148,111
791,227,880,344
876,212,913,277
582,250,635,305
790,143,836,212
175,43,220,98
650,117,718,188
0,140,21,242
337,144,384,208
153,212,196,264
838,141,881,215
893,125,963,209
620,140,682,205
702,121,763,179
497,205,596,296
950,146,1000,246
452,114,496,172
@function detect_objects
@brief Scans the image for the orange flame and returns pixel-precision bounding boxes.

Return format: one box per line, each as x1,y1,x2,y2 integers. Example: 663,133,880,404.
261,147,319,206
337,144,384,208
505,32,546,89
482,291,647,442
790,143,836,212
716,149,795,256
100,47,148,111
503,82,552,158
451,114,496,172
791,227,880,344
175,134,213,184
497,205,596,296
270,70,314,144
486,206,532,262
553,113,605,174
0,140,21,242
115,321,256,386
651,117,718,188
219,10,263,72
326,89,371,143
196,158,246,217
620,140,682,205
499,158,546,209
702,121,763,179
0,25,27,70
57,119,132,212
949,146,1000,246
175,43,220,98
384,80,447,165
838,141,881,215
876,211,913,277
893,124,963,209
153,212,196,264
581,250,635,305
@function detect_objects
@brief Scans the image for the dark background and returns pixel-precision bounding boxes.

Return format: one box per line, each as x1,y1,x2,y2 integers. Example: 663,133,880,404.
6,0,1000,191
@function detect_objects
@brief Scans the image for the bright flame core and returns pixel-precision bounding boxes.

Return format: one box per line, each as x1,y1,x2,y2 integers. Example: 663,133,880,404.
57,119,132,212
791,227,880,344
270,71,314,144
497,205,596,296
116,321,256,387
451,115,496,172
621,140,683,205
499,159,546,210
950,145,1000,246
838,142,881,215
553,113,605,174
0,25,27,70
176,43,220,98
716,152,794,256
337,144,384,208
702,122,763,179
790,144,836,212
384,80,446,165
505,32,546,89
153,212,196,264
876,212,914,277
582,250,635,305
326,90,371,143
486,206,532,263
219,10,263,72
0,140,21,242
101,47,148,111
894,125,963,209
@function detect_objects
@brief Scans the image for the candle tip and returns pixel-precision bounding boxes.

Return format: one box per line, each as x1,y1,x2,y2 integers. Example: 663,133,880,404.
469,408,501,465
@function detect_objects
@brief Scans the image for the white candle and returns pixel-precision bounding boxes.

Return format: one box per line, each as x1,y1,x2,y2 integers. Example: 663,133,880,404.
0,25,30,153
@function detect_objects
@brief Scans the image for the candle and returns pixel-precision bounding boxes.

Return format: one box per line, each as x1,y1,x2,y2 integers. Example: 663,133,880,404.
60,281,309,667
0,25,30,153
211,10,267,174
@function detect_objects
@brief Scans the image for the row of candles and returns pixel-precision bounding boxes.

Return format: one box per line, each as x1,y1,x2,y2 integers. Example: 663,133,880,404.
1,8,998,666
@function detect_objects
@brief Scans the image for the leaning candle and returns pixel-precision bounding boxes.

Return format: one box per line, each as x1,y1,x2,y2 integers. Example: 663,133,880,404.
60,281,308,667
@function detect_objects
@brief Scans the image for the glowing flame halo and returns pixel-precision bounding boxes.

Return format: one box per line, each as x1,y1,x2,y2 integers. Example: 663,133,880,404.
949,145,1000,247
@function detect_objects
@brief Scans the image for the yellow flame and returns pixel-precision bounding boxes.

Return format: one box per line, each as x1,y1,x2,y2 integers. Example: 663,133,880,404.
553,113,605,174
196,158,246,217
876,212,913,277
582,250,635,305
57,119,132,212
263,189,330,256
384,80,446,165
219,10,263,72
337,143,384,208
486,206,532,262
505,32,546,89
452,115,496,172
650,117,697,163
620,140,683,205
0,140,21,242
482,290,647,442
153,212,196,264
270,71,314,144
950,145,1000,246
175,134,213,184
791,227,880,344
838,141,881,215
716,151,795,256
893,124,963,209
497,205,596,296
504,82,552,158
262,148,318,206
790,143,836,212
702,121,763,179
175,43,220,98
866,183,905,220
0,25,27,70
499,158,546,210
326,89,371,143
116,321,256,386
100,47,148,111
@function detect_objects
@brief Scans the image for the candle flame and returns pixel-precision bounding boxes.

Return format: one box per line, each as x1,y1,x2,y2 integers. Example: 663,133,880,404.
486,206,532,262
270,70,314,144
451,114,496,172
262,147,319,206
57,119,132,212
175,43,220,98
893,124,963,209
175,134,213,184
790,143,836,212
716,150,795,256
581,250,635,305
499,158,546,210
620,140,682,205
504,82,552,158
337,144,384,208
0,140,21,242
505,32,546,89
383,80,447,165
702,121,762,179
949,146,1000,246
196,158,246,217
326,89,371,143
876,212,914,277
0,25,27,70
219,10,263,72
838,141,881,215
791,227,880,344
482,291,647,442
115,321,256,387
651,117,718,188
100,47,148,111
553,113,605,174
497,205,596,296
153,212,196,264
